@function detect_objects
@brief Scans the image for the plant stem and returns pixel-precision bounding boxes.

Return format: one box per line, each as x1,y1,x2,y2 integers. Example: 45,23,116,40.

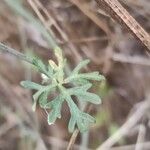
67,129,79,150
0,42,33,64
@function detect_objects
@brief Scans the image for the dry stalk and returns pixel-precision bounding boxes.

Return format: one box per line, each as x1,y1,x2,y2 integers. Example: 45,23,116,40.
0,42,32,64
95,0,150,52
96,98,150,150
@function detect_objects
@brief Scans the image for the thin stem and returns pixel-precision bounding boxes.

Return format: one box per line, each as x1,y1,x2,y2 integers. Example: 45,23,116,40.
67,129,79,150
0,42,33,64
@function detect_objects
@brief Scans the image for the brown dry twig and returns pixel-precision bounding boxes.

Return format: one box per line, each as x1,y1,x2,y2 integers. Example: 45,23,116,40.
112,53,150,66
95,0,150,52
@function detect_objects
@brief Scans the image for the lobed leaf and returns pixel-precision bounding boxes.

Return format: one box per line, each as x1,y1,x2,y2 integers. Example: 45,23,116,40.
68,84,101,104
65,94,95,132
19,49,104,132
46,96,64,124
68,111,95,133
77,112,95,132
31,84,56,111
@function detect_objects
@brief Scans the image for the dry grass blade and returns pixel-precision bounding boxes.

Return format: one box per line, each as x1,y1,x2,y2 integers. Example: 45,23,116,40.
112,54,150,66
135,124,146,150
0,42,33,64
96,96,150,150
110,142,150,150
95,0,150,52
27,0,83,63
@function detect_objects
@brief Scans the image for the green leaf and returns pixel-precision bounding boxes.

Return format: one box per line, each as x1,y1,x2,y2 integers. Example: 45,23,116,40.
46,96,64,124
47,65,53,75
71,78,90,85
19,46,104,132
77,112,95,132
68,84,101,104
32,89,45,111
65,94,95,132
65,72,104,83
32,84,56,111
76,93,101,104
68,83,92,92
38,91,49,108
32,57,54,80
71,59,90,74
57,69,64,83
32,58,47,73
20,81,43,90
68,111,95,133
79,72,104,81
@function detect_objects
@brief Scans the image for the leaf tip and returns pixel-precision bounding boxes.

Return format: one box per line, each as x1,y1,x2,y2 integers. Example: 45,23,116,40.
48,122,54,125
32,103,36,112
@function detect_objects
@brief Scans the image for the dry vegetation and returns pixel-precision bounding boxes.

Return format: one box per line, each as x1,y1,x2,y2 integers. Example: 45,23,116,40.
0,0,150,150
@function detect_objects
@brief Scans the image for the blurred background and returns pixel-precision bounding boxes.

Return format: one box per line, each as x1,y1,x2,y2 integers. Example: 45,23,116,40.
0,0,150,149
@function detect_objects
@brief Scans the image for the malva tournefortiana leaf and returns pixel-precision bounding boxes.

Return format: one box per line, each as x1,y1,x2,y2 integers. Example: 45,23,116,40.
20,47,105,132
